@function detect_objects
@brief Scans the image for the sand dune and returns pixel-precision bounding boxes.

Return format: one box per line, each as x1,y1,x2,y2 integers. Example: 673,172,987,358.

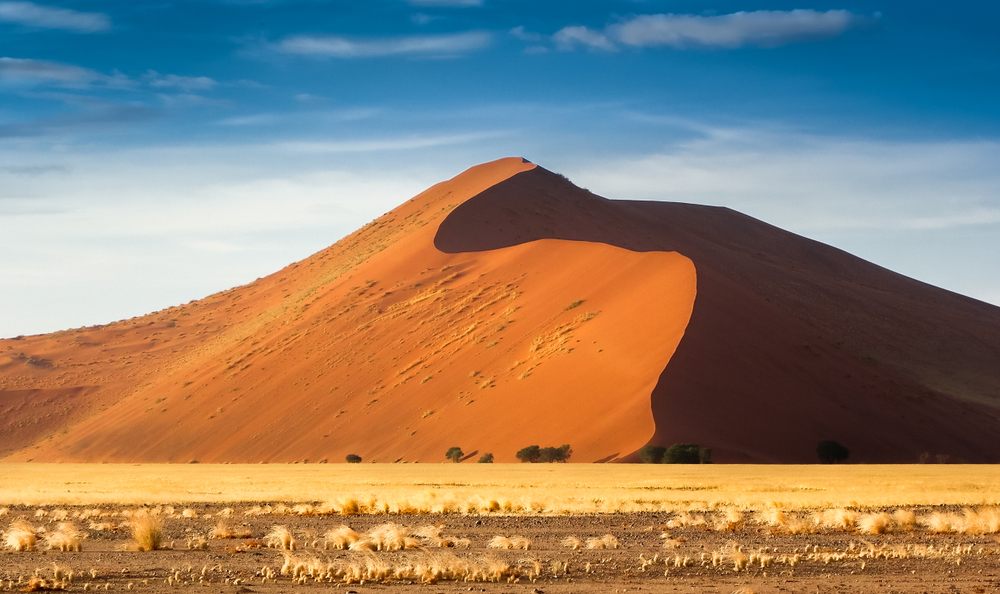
2,157,999,463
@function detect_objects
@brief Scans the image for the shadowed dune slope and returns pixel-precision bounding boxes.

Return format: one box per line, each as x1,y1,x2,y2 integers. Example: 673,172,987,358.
0,157,697,463
435,166,1000,463
3,157,999,464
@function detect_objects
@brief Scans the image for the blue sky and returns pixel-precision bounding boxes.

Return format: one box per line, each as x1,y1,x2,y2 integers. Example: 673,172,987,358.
2,0,999,337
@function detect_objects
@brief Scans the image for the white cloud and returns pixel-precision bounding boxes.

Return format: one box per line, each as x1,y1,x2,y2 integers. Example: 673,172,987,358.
568,131,1000,233
0,1,110,32
553,26,616,51
509,26,543,43
0,56,96,84
540,10,868,52
279,31,491,57
612,10,864,49
0,57,131,89
143,70,217,92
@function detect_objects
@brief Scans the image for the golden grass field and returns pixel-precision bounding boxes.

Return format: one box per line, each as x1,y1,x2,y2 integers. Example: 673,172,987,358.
2,464,999,511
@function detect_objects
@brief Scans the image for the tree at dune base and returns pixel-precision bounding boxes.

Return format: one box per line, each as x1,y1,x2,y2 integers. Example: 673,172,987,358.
816,440,849,464
446,447,464,463
345,454,362,464
516,444,572,463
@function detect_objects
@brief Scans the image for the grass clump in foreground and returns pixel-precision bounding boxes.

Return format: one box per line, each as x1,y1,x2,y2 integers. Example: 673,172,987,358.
127,514,165,551
4,519,37,551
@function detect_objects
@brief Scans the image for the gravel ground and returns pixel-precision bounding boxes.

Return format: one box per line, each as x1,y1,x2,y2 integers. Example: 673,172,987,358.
3,505,1000,594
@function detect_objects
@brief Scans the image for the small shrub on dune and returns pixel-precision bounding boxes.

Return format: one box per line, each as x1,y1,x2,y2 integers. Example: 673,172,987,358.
265,525,296,550
4,519,37,551
477,453,494,463
128,514,165,551
346,454,362,463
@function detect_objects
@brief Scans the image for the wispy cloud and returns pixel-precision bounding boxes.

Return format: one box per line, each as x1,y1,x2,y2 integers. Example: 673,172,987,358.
0,1,110,32
0,102,158,137
156,93,232,108
0,57,130,88
279,31,491,57
143,70,217,92
549,10,869,52
276,131,505,153
553,26,615,51
405,0,482,6
614,10,866,49
0,164,67,176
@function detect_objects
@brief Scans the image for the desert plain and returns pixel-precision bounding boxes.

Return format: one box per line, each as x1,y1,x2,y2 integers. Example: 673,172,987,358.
2,464,1000,594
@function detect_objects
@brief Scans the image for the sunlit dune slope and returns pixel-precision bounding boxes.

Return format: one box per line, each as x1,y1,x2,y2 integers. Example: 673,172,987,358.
3,156,1000,464
0,157,696,463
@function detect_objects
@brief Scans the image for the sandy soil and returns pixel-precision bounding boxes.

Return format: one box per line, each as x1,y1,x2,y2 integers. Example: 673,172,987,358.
3,505,998,594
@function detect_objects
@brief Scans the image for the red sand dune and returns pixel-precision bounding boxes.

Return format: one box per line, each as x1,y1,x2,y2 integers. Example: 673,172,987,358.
2,157,999,463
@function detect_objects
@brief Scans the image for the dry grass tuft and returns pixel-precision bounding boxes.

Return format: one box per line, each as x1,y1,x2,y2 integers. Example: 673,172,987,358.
487,535,530,550
586,534,620,549
561,535,582,550
325,525,360,550
368,523,417,551
128,514,165,551
4,520,37,551
44,522,82,551
4,519,37,551
209,520,251,539
892,509,917,532
714,508,744,531
265,525,296,550
858,512,893,535
813,508,858,530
